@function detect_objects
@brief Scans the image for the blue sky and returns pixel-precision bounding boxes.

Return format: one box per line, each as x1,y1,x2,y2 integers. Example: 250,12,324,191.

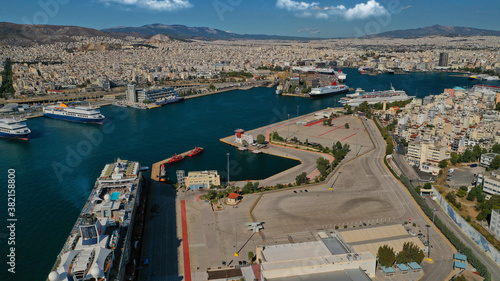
1,0,498,37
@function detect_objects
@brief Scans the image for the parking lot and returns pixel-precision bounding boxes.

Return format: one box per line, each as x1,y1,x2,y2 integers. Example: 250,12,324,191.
446,165,485,189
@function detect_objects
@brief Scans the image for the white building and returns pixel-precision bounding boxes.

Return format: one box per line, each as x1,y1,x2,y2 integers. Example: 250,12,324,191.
477,172,500,196
407,142,449,175
257,239,376,281
490,209,500,238
480,153,499,168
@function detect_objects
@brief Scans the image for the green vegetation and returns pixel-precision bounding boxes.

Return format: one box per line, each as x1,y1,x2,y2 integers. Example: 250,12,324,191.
377,245,396,267
496,102,500,112
256,134,266,144
475,194,500,222
374,118,394,155
372,121,491,280
301,86,312,93
345,123,349,129
295,172,309,186
395,242,425,264
316,157,330,177
439,160,448,169
0,58,15,98
343,104,353,114
493,143,500,154
490,155,500,170
271,131,284,142
209,84,216,91
248,251,255,262
446,191,462,210
221,71,253,78
457,186,468,198
372,99,413,110
257,65,284,72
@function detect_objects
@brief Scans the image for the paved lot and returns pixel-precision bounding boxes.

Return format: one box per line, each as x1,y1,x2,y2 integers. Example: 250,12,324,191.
446,165,484,189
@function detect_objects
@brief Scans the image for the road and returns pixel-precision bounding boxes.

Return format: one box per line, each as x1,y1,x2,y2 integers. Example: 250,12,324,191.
392,152,500,279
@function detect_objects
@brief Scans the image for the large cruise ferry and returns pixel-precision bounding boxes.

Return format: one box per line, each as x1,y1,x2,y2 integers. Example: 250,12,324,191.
48,158,144,281
341,84,414,106
0,118,31,140
292,66,348,81
309,81,349,98
43,103,105,123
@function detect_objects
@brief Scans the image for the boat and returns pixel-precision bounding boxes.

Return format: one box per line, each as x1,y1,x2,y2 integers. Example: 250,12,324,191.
155,94,184,106
43,103,105,123
252,150,262,154
48,158,144,281
309,81,349,98
188,147,203,157
159,163,167,181
358,66,373,74
238,146,248,151
341,84,414,106
112,101,129,108
0,118,31,140
386,69,395,74
276,85,283,95
334,69,347,82
167,154,185,164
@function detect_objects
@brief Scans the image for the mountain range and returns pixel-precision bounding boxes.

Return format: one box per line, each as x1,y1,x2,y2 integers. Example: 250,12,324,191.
1,22,499,45
363,24,500,38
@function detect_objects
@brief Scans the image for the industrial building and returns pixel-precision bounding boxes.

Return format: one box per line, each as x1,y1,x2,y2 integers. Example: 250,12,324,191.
256,239,376,281
184,170,221,190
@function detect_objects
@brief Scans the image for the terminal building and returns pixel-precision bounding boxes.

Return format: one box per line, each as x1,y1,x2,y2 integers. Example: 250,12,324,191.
257,239,376,281
184,170,220,190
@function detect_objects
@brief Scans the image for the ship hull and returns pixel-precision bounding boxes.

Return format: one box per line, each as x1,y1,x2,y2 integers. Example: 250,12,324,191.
43,113,104,124
0,131,30,140
310,87,349,98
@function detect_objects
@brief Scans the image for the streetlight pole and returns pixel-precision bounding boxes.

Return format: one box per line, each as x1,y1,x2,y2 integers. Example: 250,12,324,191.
234,210,238,257
227,153,230,187
426,224,431,258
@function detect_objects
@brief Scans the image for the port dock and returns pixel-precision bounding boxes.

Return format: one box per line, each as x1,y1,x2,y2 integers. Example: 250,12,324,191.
151,148,203,181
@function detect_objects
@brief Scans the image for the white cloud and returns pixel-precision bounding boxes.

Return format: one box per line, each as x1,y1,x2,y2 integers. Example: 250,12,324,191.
276,0,389,20
101,0,192,11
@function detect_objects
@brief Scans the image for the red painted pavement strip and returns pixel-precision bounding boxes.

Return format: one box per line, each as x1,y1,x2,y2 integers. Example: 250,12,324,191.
303,119,324,127
181,200,192,281
318,123,348,137
342,133,357,141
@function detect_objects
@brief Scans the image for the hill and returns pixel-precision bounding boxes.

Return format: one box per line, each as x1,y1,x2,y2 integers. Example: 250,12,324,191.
364,24,500,38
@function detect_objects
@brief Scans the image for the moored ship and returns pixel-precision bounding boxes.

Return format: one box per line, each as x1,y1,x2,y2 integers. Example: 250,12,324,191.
43,103,105,124
341,84,414,106
309,81,349,98
188,147,203,157
167,153,185,164
0,118,31,140
47,158,144,281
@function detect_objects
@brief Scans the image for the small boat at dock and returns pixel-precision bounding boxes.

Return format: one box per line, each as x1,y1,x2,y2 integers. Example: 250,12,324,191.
167,154,185,164
188,147,203,157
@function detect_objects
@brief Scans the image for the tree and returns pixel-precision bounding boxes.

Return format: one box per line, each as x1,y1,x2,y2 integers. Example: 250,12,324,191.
439,160,448,169
472,145,482,160
345,123,350,129
209,84,216,91
467,187,477,201
207,190,217,200
496,102,500,112
492,143,500,154
450,152,459,165
256,134,265,144
395,242,425,264
296,172,309,185
423,182,432,189
490,155,500,170
377,245,396,267
457,187,467,198
327,118,332,126
248,251,255,263
334,141,342,150
242,182,254,194
316,157,330,177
